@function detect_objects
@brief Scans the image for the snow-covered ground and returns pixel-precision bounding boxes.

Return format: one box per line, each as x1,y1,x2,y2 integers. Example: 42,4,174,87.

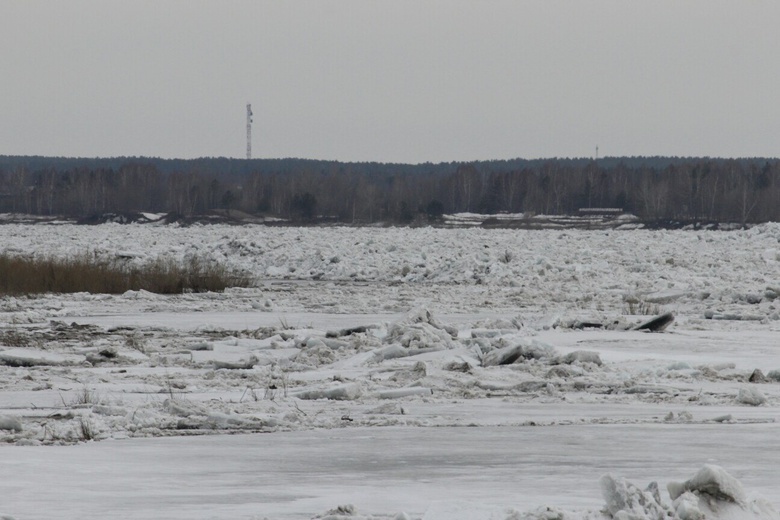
1,223,780,519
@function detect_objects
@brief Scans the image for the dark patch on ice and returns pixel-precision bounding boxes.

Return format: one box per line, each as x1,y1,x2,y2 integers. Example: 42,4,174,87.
634,312,674,332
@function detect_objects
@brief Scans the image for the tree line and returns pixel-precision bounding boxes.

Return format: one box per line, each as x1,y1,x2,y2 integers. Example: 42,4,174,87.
1,155,779,225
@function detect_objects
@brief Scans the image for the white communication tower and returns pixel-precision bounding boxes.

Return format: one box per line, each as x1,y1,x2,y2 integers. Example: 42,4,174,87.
246,103,253,159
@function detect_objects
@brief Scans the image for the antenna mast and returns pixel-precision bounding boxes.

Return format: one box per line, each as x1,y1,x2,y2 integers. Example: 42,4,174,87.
246,103,253,159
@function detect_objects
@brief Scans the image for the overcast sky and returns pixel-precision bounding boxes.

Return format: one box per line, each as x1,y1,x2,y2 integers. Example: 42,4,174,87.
2,1,780,163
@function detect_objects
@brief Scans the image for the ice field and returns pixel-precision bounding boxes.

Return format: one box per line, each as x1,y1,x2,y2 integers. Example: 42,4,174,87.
2,222,780,519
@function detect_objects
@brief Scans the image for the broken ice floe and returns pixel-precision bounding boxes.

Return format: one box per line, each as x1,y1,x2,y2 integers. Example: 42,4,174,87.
737,387,767,406
2,302,779,448
601,474,671,519
384,307,458,353
0,415,23,432
309,465,778,520
0,348,75,367
290,383,362,401
481,340,556,367
602,465,778,520
376,387,433,399
667,464,746,506
552,350,603,366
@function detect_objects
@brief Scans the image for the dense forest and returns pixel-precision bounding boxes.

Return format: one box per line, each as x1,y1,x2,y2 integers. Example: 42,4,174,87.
1,155,779,225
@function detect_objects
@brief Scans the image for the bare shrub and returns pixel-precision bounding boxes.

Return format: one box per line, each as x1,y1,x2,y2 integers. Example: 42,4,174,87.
77,417,95,441
71,387,99,406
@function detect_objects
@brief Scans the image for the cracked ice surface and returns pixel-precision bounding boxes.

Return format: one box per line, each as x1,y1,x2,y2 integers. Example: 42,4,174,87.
1,223,780,519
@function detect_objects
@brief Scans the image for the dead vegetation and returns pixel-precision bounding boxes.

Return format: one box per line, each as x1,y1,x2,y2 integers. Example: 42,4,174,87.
0,253,252,295
622,296,662,316
0,329,38,348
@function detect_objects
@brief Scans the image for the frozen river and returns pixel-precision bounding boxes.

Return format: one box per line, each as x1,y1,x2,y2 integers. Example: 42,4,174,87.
5,423,780,519
4,223,780,519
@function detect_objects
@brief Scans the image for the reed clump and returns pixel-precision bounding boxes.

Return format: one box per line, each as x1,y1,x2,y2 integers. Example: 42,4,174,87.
0,253,251,295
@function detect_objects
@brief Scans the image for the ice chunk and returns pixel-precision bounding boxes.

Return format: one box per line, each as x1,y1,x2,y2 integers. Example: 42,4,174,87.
600,474,671,519
0,348,72,367
673,491,705,520
393,307,458,338
121,289,158,300
481,339,555,367
667,464,746,505
212,357,259,370
554,350,602,366
326,325,370,338
291,383,362,401
377,387,432,399
0,415,22,432
624,385,675,395
737,387,767,406
372,345,409,362
385,318,457,351
164,399,208,418
481,344,525,366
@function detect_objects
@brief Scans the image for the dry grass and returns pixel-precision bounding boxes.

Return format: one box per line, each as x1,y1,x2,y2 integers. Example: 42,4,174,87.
71,387,100,406
0,253,251,296
0,329,35,348
78,417,95,441
622,299,662,316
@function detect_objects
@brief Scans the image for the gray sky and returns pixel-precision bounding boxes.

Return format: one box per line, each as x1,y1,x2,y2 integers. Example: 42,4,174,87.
2,1,780,163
